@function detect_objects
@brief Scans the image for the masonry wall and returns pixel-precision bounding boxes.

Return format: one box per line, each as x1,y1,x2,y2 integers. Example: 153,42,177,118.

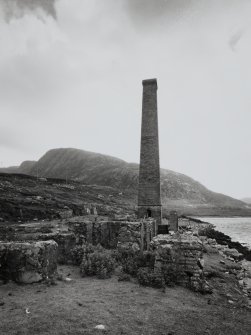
0,240,58,283
0,217,158,263
151,233,209,292
117,219,157,253
69,220,121,249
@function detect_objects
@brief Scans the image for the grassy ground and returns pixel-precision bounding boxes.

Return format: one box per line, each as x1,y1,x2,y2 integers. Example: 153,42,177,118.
0,265,250,335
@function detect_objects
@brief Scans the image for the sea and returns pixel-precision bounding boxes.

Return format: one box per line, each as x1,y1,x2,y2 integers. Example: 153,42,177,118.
195,217,251,250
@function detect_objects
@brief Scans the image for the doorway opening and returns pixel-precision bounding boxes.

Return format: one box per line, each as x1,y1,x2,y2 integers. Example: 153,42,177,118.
147,209,152,218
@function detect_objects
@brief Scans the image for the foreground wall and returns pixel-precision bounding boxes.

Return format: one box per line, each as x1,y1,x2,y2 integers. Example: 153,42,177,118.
117,219,157,252
0,217,157,264
151,233,210,292
0,240,58,283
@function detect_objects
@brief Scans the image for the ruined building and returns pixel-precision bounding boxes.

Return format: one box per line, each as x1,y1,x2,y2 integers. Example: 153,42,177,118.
138,79,162,224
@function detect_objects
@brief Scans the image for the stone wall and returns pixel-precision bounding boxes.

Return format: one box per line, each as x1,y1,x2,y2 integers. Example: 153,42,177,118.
0,217,157,264
117,219,157,253
169,211,178,232
0,240,58,283
68,220,121,249
151,233,210,292
0,222,76,264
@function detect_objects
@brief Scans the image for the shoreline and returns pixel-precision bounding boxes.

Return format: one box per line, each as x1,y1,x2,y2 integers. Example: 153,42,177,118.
188,216,251,260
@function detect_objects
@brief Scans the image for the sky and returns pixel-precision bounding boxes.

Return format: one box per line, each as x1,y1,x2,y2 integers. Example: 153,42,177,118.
0,0,250,199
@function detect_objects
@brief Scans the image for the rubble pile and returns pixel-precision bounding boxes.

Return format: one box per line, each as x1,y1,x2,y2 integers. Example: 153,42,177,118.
201,237,243,261
201,235,251,301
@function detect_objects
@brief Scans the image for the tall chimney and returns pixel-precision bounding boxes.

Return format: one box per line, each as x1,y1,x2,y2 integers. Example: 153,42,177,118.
138,79,162,224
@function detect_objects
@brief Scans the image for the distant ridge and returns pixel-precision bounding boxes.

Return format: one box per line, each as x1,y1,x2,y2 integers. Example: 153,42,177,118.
1,147,249,215
241,198,251,205
19,161,37,174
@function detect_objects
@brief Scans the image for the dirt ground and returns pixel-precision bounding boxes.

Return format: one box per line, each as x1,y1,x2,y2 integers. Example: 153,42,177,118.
0,265,250,335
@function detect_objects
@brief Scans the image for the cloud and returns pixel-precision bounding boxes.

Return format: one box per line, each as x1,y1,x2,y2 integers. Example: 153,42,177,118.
0,0,57,21
125,0,194,18
124,0,196,29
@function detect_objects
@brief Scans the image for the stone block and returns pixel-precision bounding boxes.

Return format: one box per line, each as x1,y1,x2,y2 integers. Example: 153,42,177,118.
0,240,58,283
150,233,207,291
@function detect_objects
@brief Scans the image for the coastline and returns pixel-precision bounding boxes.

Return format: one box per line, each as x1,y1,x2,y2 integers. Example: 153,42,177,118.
202,226,251,261
187,216,251,303
190,216,251,259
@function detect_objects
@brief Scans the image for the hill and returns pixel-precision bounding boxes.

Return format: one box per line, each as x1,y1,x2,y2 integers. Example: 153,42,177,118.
18,160,36,174
1,148,250,217
241,198,251,205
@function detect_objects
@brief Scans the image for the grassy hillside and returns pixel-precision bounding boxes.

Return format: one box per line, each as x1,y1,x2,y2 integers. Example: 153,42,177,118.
1,148,250,217
0,172,136,222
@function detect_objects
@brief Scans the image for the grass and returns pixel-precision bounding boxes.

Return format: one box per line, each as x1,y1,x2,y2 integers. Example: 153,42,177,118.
0,265,250,335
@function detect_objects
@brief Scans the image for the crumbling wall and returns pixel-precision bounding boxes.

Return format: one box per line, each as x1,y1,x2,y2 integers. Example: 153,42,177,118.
169,211,178,232
0,223,76,264
117,219,157,252
0,240,58,283
151,233,210,292
69,220,121,249
0,217,157,265
50,233,76,264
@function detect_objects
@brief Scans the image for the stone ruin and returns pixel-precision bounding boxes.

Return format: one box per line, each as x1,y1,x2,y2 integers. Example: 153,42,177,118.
135,78,210,291
0,79,214,292
0,217,158,283
0,240,57,284
169,211,179,232
151,233,209,292
0,213,213,292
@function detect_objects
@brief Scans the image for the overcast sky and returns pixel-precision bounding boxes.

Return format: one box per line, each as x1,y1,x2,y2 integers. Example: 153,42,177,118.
0,0,250,199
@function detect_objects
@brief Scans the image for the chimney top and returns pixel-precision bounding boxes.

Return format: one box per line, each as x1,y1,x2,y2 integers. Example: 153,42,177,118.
142,78,158,88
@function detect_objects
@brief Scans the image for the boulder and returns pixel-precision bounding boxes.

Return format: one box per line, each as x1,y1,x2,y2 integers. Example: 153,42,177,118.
224,248,242,260
0,240,58,283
